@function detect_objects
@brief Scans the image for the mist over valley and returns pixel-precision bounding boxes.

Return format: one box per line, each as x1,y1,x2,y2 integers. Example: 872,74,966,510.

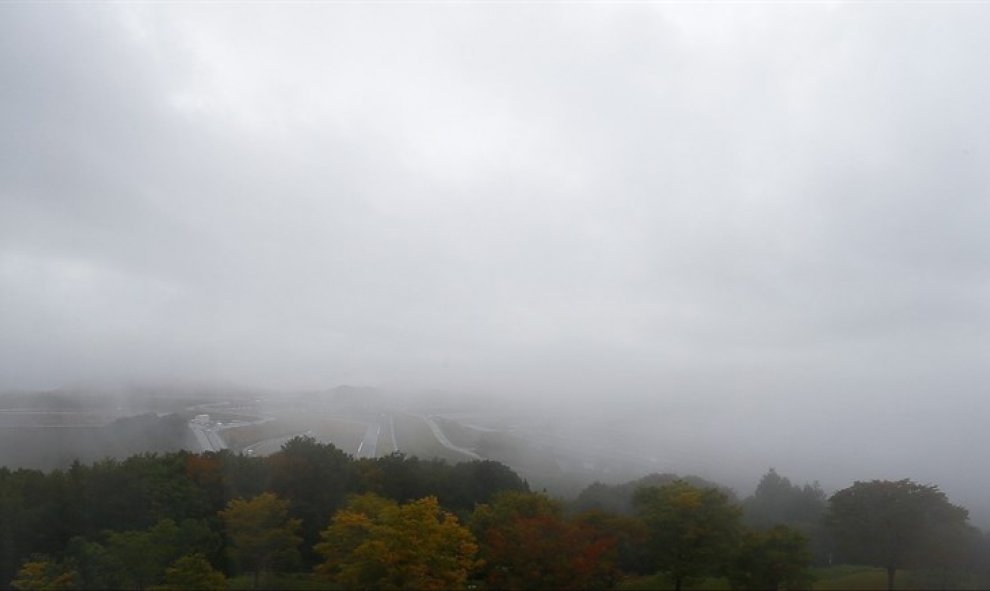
3,3,990,589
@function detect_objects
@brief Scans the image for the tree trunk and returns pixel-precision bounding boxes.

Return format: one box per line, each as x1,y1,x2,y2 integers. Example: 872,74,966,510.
886,566,896,591
253,569,260,589
674,574,682,591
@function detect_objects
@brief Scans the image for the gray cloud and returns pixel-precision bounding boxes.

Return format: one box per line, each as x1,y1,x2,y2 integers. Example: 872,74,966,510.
3,3,990,510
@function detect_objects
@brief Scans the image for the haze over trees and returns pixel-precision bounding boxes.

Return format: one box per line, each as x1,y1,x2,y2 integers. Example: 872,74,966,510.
742,468,828,563
742,468,826,530
5,0,990,529
3,1,990,589
574,473,735,516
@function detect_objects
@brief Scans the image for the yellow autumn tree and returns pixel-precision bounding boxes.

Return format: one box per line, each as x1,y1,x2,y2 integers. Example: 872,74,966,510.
219,492,302,589
315,493,480,590
10,556,78,591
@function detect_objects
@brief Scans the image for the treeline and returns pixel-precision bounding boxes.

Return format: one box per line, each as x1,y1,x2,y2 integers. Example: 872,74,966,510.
2,439,990,590
0,437,525,589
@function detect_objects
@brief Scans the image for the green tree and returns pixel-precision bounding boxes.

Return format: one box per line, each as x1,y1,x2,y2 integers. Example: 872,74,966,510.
445,460,528,510
153,554,226,591
575,473,734,516
743,469,828,564
219,492,302,589
825,479,969,591
315,493,479,590
65,536,127,590
268,436,353,564
634,480,743,591
469,490,561,538
743,469,825,529
104,528,161,590
727,525,812,591
100,518,218,590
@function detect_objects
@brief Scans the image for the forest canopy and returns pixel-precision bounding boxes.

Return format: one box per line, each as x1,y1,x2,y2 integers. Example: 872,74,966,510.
2,440,989,590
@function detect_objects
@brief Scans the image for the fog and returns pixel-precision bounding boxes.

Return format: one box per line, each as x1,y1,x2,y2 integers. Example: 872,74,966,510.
2,4,990,519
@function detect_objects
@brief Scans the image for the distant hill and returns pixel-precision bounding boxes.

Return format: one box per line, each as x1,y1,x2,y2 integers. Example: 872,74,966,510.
0,412,197,471
327,385,384,405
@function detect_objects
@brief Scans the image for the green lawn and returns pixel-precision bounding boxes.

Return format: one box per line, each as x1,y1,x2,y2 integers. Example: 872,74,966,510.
810,565,990,590
222,415,369,455
808,565,891,590
227,572,338,590
618,574,730,590
620,566,990,591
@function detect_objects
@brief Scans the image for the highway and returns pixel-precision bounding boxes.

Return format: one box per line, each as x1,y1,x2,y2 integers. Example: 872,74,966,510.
423,414,482,460
356,423,380,459
188,421,228,452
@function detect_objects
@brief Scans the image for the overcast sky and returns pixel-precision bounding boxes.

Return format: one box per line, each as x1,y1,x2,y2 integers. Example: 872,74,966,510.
2,3,990,502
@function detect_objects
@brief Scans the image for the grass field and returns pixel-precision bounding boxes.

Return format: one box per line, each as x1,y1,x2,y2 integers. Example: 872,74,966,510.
809,565,892,590
221,415,369,455
618,574,729,590
303,416,368,455
391,412,474,463
223,564,990,591
433,416,483,449
809,565,990,590
618,565,990,590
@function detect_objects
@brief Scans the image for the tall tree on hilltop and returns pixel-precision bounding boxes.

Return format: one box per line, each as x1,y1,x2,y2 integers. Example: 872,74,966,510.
826,479,969,591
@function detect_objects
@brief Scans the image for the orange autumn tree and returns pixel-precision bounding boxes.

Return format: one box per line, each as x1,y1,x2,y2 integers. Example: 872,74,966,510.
471,491,620,590
314,493,479,590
